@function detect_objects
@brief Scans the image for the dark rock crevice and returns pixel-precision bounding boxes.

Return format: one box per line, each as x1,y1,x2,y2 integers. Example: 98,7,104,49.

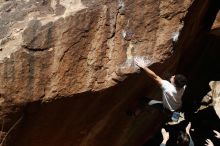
175,0,220,112
144,0,220,145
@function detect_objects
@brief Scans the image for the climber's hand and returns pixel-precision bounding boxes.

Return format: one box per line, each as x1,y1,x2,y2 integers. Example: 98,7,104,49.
134,57,148,69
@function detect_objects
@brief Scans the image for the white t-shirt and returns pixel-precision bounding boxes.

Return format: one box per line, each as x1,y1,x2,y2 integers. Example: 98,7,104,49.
161,80,185,112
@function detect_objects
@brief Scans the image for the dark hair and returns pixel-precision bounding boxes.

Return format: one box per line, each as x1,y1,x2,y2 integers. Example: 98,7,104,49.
176,131,190,146
174,74,187,88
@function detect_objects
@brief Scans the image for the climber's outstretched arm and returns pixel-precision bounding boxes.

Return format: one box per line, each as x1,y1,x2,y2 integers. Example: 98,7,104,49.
134,57,163,86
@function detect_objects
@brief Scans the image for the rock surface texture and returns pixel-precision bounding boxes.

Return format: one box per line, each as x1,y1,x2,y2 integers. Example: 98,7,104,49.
0,0,192,102
0,0,220,146
199,81,220,118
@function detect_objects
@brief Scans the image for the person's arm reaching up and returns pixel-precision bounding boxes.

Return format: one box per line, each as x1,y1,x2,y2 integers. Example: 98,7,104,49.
160,128,169,146
186,122,194,146
135,57,163,86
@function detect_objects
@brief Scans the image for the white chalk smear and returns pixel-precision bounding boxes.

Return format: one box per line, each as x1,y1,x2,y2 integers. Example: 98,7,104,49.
172,31,179,42
134,56,154,67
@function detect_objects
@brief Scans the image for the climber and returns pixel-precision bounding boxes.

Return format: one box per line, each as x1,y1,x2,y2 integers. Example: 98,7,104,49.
134,57,187,112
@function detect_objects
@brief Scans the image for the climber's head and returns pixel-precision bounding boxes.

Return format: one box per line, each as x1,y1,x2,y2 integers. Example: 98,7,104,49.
170,74,187,88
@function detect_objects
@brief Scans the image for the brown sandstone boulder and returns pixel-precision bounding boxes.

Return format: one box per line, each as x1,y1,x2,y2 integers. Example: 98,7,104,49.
1,0,219,146
0,0,192,102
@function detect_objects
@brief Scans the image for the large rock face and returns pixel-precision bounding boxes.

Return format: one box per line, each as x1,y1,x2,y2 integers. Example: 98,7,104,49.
0,0,192,102
0,0,219,146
